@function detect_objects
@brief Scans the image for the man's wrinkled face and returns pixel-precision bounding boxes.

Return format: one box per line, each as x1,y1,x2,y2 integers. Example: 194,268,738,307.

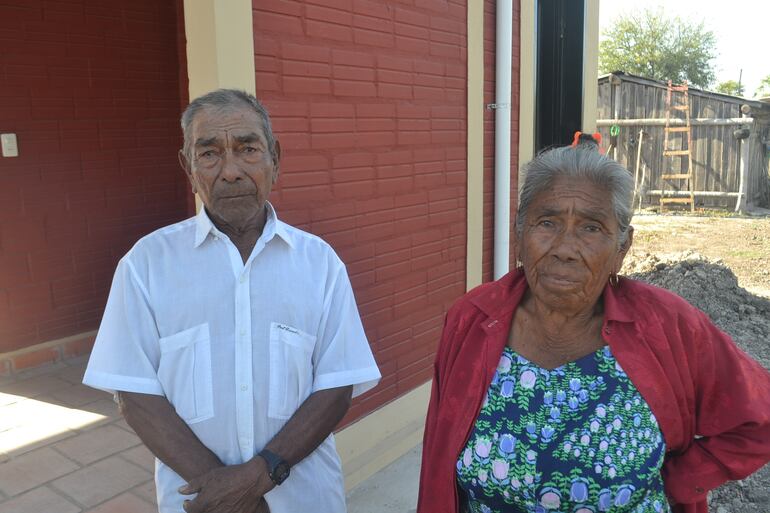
517,176,632,312
182,105,279,228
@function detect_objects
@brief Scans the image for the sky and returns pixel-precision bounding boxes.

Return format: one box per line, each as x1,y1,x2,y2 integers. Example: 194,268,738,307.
599,0,770,97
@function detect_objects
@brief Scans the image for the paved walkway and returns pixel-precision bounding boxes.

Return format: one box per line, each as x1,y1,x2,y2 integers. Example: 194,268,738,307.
347,444,420,513
0,358,421,513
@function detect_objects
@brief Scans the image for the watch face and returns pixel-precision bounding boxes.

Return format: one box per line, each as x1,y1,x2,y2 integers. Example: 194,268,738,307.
273,461,290,484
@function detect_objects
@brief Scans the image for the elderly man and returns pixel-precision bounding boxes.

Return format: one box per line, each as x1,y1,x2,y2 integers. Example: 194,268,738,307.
83,89,381,513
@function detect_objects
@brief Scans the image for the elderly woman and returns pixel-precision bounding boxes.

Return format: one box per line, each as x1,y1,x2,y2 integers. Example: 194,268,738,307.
417,145,770,513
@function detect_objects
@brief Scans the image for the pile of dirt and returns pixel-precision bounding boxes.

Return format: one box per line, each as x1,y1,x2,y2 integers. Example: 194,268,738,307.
624,251,770,512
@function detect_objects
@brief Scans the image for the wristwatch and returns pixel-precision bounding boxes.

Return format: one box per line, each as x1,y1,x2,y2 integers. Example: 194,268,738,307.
258,449,291,485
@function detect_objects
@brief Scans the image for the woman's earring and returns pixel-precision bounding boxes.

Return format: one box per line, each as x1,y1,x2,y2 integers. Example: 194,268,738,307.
515,260,523,270
609,273,620,287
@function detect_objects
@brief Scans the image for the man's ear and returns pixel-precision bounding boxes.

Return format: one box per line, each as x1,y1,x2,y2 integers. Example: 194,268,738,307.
272,139,282,183
178,150,197,193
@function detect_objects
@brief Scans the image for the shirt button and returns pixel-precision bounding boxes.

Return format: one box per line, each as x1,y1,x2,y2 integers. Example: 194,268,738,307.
239,275,246,284
241,384,248,391
240,329,246,337
604,326,612,334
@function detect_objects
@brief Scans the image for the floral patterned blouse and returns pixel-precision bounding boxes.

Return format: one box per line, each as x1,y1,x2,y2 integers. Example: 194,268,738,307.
456,345,670,513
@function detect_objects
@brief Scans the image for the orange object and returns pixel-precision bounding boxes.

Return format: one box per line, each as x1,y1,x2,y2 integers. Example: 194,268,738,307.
571,131,604,153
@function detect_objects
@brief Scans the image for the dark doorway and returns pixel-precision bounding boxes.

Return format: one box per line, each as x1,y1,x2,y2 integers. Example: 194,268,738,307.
536,0,585,151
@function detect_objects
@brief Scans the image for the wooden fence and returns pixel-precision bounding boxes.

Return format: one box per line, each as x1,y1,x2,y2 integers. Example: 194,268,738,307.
596,73,770,210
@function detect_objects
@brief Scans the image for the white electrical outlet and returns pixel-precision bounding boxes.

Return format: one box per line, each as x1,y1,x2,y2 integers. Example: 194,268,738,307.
1,133,19,157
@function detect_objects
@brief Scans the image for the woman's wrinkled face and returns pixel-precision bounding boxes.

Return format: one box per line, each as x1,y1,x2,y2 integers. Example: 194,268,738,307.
517,176,632,313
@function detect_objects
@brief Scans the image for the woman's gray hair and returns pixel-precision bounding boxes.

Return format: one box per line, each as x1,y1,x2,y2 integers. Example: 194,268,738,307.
516,146,634,246
180,89,277,162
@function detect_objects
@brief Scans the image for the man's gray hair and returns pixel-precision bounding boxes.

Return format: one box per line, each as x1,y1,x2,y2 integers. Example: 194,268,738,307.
180,89,277,162
516,147,634,246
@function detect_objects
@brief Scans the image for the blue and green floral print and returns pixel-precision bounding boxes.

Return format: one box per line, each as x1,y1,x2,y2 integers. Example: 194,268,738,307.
456,346,670,513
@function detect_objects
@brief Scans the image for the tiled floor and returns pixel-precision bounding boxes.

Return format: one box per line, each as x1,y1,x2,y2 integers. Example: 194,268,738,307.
0,358,423,513
0,357,157,513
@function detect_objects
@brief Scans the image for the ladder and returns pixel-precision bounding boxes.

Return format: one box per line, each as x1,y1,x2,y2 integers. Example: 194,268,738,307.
660,80,695,212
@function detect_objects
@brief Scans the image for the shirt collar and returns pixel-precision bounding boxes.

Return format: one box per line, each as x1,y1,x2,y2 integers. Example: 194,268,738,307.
270,204,294,248
470,270,528,318
193,202,293,248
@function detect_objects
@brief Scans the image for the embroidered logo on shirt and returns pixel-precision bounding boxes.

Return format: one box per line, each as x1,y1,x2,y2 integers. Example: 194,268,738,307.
276,323,299,335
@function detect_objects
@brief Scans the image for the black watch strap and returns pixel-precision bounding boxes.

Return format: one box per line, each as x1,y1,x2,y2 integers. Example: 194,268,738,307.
258,449,291,485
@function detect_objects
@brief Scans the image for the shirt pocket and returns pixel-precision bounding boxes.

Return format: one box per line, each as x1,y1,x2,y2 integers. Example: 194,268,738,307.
157,323,215,424
268,322,316,420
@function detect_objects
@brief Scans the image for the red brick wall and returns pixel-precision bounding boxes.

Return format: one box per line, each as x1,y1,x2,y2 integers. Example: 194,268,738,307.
252,0,468,422
0,0,189,354
482,0,520,282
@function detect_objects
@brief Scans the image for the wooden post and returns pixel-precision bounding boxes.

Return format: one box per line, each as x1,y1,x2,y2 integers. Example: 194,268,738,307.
735,135,750,214
611,74,621,161
633,129,644,210
735,109,751,213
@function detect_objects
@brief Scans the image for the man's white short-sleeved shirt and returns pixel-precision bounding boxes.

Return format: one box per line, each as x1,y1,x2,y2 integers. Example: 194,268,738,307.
83,204,381,513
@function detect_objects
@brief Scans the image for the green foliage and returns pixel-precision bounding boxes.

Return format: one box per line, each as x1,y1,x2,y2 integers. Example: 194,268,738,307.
715,80,745,97
599,8,717,88
755,75,770,98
